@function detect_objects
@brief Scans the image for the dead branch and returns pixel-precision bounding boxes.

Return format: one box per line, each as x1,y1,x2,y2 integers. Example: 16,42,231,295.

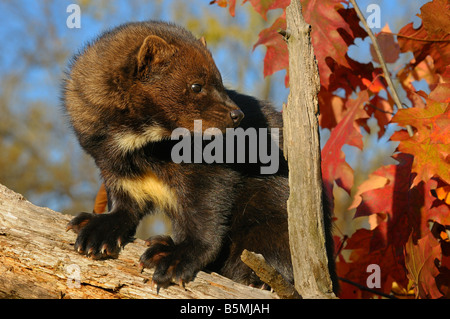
241,249,301,299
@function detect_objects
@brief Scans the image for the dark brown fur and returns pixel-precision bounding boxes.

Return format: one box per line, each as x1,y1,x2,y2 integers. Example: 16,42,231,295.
63,21,336,290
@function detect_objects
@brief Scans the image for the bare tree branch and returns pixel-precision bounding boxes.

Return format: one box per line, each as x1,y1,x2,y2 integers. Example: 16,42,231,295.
241,249,301,299
349,0,414,136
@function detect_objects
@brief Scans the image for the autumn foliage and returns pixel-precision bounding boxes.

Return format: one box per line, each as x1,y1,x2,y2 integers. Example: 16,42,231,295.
211,0,450,298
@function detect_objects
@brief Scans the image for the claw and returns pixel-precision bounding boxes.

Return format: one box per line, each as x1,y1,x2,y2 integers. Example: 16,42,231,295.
150,279,161,295
179,278,186,290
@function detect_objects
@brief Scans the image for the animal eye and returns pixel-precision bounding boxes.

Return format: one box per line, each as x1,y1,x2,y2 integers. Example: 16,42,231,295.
191,83,202,93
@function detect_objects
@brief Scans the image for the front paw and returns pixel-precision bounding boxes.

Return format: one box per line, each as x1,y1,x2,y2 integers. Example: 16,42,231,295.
139,235,198,289
67,212,136,259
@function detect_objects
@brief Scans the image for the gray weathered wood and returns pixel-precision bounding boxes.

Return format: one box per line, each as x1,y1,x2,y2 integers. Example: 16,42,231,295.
241,249,300,299
0,183,277,299
282,0,336,298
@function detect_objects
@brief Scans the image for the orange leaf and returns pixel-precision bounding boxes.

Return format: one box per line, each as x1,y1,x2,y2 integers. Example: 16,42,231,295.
391,100,450,186
398,0,450,75
404,232,443,299
93,183,108,214
431,185,450,205
371,24,400,64
209,0,237,16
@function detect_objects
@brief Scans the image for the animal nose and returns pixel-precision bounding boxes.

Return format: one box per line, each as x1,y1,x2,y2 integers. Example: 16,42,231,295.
230,109,244,125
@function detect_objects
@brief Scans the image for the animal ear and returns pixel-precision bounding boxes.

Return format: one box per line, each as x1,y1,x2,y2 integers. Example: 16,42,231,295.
137,35,176,71
199,36,207,48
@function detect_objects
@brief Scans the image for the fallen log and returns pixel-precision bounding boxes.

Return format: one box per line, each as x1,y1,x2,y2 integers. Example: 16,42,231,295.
0,183,277,299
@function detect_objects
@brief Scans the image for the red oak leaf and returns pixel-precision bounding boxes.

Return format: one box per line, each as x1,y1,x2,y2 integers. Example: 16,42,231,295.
429,83,450,103
398,56,442,93
391,99,450,187
340,153,450,298
404,232,443,299
318,87,346,130
326,55,382,96
352,153,418,247
365,95,394,138
321,90,369,198
337,227,408,298
253,1,368,88
253,11,289,86
361,75,386,94
426,178,450,227
370,24,400,64
302,2,368,88
397,0,450,75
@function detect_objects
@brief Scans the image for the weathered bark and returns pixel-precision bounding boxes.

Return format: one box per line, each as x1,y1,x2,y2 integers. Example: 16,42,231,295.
282,0,336,298
0,183,277,299
241,249,300,299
